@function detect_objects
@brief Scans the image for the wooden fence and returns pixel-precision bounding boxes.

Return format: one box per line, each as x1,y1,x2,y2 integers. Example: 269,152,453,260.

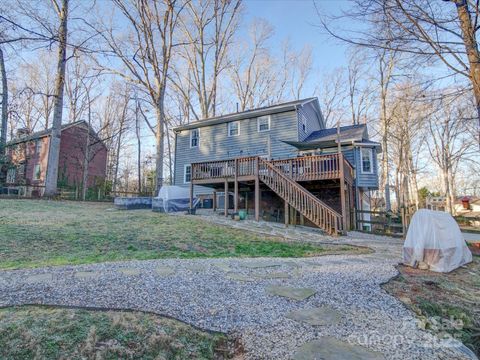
353,205,417,237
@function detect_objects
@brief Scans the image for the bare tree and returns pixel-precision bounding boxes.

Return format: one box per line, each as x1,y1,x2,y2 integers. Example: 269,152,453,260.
228,18,276,111
94,0,184,193
377,47,398,209
427,96,477,213
388,83,427,210
44,0,69,196
172,0,241,119
318,0,480,143
0,47,7,154
315,68,347,128
112,87,131,194
135,97,142,193
288,44,313,100
345,52,374,125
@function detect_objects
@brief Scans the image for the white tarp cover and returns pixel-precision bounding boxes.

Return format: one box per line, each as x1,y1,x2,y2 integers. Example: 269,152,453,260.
155,185,199,213
403,209,472,272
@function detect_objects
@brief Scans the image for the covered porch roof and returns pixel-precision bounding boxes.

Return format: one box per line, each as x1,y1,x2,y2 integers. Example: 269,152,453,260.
283,124,381,151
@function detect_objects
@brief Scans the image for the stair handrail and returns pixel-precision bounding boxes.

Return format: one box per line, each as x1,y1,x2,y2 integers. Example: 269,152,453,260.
258,157,342,233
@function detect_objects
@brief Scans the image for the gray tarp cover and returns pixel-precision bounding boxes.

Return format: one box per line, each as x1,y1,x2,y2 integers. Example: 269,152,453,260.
155,185,200,213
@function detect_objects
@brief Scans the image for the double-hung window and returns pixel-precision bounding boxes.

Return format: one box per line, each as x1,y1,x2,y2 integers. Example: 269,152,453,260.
35,140,42,154
190,129,199,148
228,121,240,137
257,116,270,132
184,165,192,184
6,168,16,183
361,148,373,174
34,164,41,180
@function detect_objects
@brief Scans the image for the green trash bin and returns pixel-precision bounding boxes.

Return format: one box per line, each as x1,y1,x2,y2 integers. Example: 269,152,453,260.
238,210,247,220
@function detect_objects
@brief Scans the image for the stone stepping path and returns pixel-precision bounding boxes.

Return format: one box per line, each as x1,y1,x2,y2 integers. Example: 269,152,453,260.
286,306,342,326
226,273,256,282
185,264,207,272
240,260,283,269
253,271,290,279
25,273,52,283
215,263,232,272
75,271,101,280
293,336,384,359
266,285,316,301
118,268,141,276
155,266,175,276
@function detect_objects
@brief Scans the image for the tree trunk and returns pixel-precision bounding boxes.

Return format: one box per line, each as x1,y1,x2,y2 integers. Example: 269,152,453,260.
112,110,126,194
44,0,68,196
135,101,141,194
455,0,480,146
0,47,7,155
165,120,173,184
81,119,91,201
155,101,165,194
443,167,453,214
448,169,456,215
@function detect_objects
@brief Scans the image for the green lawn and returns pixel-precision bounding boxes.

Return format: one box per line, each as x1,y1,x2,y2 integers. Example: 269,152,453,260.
0,199,358,269
0,306,233,360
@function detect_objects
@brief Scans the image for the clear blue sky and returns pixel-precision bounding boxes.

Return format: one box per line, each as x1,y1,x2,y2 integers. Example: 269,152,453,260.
243,0,350,74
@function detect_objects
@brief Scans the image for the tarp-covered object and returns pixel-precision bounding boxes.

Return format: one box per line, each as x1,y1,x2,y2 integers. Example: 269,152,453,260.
152,185,200,213
403,209,472,272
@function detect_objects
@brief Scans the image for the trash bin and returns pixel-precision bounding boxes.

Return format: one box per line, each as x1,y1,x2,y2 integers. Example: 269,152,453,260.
238,210,247,220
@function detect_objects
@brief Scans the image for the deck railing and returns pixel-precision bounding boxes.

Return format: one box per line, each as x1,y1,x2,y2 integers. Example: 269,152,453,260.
191,154,353,182
191,156,257,181
270,154,342,181
258,158,342,234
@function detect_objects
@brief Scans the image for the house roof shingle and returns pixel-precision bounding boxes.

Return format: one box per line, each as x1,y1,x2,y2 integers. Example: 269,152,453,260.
6,120,91,146
281,124,381,151
173,97,319,132
304,124,367,142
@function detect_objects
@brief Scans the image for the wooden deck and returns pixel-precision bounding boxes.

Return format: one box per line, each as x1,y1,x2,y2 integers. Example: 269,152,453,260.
190,154,355,235
191,154,354,184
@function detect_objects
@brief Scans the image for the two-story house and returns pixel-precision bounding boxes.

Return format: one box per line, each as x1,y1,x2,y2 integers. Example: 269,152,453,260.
173,98,380,234
3,120,108,197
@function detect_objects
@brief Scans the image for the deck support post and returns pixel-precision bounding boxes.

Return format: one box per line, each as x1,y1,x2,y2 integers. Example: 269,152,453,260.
234,159,238,213
284,200,289,226
213,190,217,212
299,213,304,226
255,158,260,222
339,153,347,233
224,180,229,217
189,181,194,212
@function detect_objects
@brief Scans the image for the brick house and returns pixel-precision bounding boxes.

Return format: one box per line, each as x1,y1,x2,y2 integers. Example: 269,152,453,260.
3,121,107,197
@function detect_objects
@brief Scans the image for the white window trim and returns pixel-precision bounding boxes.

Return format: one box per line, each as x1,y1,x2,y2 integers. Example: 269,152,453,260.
257,115,271,132
34,164,41,180
184,164,192,184
360,148,374,174
35,139,42,154
190,128,200,148
6,168,16,183
227,121,240,137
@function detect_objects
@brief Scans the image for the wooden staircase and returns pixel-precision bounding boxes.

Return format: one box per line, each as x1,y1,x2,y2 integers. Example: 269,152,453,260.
258,158,342,235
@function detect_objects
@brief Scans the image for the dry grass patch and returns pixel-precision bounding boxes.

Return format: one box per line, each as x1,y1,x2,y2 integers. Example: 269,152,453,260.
0,199,360,269
0,306,236,360
383,253,480,356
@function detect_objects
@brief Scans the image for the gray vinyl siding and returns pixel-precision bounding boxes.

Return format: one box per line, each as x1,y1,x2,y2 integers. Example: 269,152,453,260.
297,101,324,141
354,147,379,190
174,110,299,191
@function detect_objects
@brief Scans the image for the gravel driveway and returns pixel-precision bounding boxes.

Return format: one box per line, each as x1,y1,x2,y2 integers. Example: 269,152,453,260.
0,215,474,359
